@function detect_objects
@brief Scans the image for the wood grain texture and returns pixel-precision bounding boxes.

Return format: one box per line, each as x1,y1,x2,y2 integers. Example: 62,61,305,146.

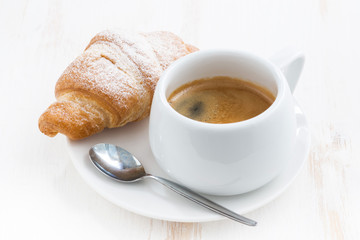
1,0,359,239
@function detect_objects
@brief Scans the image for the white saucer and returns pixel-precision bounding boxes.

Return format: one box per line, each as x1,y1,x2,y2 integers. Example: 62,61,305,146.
66,101,310,222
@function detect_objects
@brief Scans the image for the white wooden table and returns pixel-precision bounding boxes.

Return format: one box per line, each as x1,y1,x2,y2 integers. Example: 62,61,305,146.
1,0,359,239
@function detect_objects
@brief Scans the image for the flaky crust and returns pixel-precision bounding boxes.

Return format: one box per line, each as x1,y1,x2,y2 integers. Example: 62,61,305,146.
38,30,198,140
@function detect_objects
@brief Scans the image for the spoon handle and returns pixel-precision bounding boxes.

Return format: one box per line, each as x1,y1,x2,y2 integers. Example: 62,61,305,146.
145,174,257,226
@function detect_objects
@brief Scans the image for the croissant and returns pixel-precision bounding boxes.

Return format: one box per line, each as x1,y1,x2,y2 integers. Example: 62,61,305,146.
38,30,198,140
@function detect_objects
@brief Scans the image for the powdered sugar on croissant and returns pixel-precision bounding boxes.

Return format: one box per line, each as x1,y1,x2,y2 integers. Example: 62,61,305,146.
38,30,198,139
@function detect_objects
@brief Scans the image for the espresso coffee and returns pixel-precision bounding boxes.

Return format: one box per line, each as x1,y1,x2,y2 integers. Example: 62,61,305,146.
168,76,275,123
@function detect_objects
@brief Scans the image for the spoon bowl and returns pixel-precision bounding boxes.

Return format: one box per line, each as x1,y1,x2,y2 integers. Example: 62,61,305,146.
89,143,146,182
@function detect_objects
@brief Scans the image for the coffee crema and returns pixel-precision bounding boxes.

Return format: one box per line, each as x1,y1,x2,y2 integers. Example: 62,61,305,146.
167,76,275,124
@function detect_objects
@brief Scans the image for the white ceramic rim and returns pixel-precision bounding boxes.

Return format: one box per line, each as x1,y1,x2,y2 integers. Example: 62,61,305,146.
156,49,287,130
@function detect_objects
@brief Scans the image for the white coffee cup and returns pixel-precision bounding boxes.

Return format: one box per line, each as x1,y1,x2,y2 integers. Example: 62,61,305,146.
149,48,305,196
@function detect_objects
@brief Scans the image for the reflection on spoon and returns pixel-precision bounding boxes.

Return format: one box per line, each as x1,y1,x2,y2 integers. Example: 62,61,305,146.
89,143,257,226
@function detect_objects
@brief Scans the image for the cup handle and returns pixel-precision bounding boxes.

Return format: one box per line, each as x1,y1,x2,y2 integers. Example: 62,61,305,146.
269,47,305,93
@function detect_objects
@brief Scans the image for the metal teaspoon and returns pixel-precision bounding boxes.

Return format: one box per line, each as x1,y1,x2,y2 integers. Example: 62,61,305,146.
89,143,257,226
